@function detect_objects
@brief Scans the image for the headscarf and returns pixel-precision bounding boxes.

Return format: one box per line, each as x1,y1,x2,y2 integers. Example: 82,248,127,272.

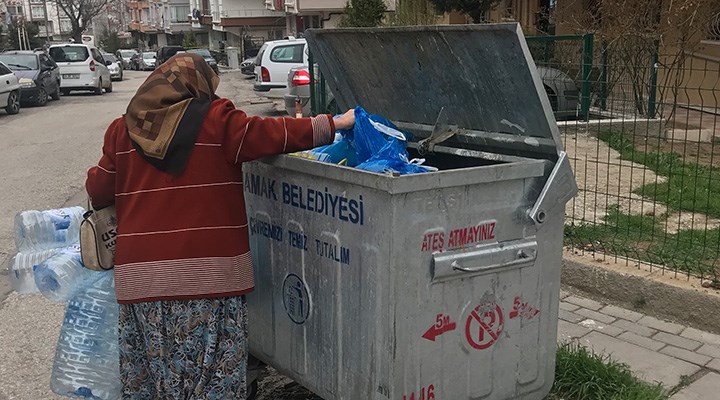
124,52,220,174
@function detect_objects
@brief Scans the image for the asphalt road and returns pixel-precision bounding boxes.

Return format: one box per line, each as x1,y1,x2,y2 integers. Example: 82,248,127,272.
0,69,315,400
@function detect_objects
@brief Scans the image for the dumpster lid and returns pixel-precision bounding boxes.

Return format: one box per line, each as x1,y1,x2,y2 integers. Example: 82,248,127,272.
305,24,566,159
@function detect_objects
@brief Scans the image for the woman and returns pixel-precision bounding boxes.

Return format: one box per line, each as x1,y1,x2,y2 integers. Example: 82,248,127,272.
85,53,355,399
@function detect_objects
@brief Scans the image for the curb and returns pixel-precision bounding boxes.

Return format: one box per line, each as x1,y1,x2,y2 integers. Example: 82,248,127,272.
562,251,720,335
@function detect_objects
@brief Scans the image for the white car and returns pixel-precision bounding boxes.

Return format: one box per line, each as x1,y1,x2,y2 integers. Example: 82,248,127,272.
254,38,307,98
140,52,156,71
0,61,21,115
48,43,112,96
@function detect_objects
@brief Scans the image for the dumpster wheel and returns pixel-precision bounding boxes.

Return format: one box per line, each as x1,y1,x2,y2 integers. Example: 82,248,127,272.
247,379,258,400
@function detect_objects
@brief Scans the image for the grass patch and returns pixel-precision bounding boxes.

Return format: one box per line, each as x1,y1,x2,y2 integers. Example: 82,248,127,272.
598,130,720,218
565,205,720,277
548,343,668,400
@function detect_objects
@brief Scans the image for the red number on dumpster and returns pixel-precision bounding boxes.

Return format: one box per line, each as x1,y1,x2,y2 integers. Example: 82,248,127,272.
403,384,435,400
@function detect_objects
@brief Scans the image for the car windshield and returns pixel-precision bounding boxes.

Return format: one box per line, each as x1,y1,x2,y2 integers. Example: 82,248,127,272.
189,49,211,58
143,53,155,59
103,54,117,62
120,50,136,58
49,46,90,63
0,54,38,70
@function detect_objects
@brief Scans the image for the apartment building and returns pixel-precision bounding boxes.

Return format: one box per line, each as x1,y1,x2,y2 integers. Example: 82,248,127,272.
127,0,197,49
1,0,73,42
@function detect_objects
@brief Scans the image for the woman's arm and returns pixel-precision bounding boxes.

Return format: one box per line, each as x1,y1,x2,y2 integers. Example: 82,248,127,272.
86,119,120,209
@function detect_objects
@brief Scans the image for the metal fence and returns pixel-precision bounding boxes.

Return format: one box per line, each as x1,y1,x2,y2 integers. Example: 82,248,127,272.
538,34,720,284
310,33,720,284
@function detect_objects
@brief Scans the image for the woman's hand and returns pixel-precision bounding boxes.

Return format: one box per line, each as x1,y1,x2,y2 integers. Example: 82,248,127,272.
333,109,355,130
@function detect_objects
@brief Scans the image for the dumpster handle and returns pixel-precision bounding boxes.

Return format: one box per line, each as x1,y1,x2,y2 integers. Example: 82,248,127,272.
451,251,533,273
431,240,537,282
527,151,578,225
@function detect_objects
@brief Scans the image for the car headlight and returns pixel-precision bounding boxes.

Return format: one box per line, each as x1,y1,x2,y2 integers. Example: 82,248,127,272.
18,78,35,88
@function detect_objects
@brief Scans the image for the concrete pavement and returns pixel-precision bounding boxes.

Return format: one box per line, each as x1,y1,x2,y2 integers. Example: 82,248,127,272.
559,289,720,397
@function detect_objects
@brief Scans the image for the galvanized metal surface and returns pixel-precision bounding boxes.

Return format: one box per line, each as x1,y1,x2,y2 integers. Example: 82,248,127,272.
244,24,577,400
245,158,564,400
305,23,566,159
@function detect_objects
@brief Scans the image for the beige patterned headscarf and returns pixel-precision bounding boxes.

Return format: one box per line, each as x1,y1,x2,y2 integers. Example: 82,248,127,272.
124,53,220,173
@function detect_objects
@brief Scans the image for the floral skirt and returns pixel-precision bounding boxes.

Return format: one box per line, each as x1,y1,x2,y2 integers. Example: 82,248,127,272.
118,296,248,400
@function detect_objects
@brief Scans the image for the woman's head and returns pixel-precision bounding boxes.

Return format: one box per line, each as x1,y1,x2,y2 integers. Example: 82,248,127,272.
149,52,220,101
124,52,221,173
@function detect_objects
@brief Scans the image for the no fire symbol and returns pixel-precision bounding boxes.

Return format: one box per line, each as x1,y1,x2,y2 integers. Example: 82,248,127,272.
465,302,504,350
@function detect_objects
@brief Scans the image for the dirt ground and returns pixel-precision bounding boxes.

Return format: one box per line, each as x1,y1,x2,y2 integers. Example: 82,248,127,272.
563,130,720,234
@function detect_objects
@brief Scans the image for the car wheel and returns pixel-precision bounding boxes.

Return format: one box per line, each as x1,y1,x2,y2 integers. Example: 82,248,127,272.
51,82,61,100
105,80,113,93
5,91,20,115
94,79,103,95
36,87,48,106
119,71,123,81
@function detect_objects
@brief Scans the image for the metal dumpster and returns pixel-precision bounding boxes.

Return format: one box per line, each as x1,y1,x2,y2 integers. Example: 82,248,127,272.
244,23,577,400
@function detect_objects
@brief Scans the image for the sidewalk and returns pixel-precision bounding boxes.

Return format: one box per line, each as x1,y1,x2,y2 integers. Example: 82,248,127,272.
559,289,720,398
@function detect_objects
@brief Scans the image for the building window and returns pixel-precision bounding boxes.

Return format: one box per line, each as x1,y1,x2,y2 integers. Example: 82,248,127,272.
7,5,23,16
39,21,54,37
30,5,46,20
170,5,190,22
60,18,72,33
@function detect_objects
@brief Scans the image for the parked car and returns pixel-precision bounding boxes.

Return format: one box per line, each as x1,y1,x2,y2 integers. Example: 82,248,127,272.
116,49,138,70
0,50,61,106
254,38,307,98
186,48,219,74
139,52,156,71
536,66,580,120
48,43,112,95
0,61,21,115
241,57,255,76
103,53,123,81
284,65,313,117
283,64,581,119
155,46,185,67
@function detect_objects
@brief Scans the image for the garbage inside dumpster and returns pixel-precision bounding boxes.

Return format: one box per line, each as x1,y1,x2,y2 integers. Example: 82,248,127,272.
294,106,436,175
246,23,578,400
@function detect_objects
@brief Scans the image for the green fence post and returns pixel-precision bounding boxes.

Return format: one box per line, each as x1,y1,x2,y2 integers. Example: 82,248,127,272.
319,72,327,115
600,40,608,111
581,33,594,121
309,51,317,116
647,40,659,119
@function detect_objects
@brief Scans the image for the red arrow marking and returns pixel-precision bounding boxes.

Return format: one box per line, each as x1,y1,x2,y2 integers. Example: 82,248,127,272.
422,314,457,342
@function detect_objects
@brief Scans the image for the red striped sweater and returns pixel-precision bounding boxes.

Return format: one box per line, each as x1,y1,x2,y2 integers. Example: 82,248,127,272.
86,98,335,304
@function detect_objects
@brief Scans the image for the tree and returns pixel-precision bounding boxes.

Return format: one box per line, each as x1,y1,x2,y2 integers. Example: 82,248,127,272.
182,31,198,49
339,0,387,27
99,25,121,53
7,20,43,50
56,0,110,42
428,0,501,23
390,0,438,26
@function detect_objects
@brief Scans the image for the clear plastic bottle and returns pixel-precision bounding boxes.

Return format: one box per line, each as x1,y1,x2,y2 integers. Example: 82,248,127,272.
14,207,85,252
34,244,105,303
51,272,121,400
9,248,62,294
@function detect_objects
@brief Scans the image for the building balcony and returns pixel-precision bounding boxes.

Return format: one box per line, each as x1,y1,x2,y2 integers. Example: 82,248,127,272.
128,21,157,32
127,1,150,10
221,9,285,18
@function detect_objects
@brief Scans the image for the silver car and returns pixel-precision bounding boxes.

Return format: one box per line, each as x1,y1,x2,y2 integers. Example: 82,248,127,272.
0,61,21,114
103,53,123,81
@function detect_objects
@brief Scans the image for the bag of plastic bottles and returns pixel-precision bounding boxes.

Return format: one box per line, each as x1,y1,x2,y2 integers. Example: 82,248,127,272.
34,244,105,303
51,272,121,400
14,207,85,252
9,248,62,294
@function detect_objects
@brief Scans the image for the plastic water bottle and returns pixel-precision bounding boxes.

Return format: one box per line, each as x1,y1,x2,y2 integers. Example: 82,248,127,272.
14,207,85,252
9,248,62,294
51,272,121,400
34,244,105,303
